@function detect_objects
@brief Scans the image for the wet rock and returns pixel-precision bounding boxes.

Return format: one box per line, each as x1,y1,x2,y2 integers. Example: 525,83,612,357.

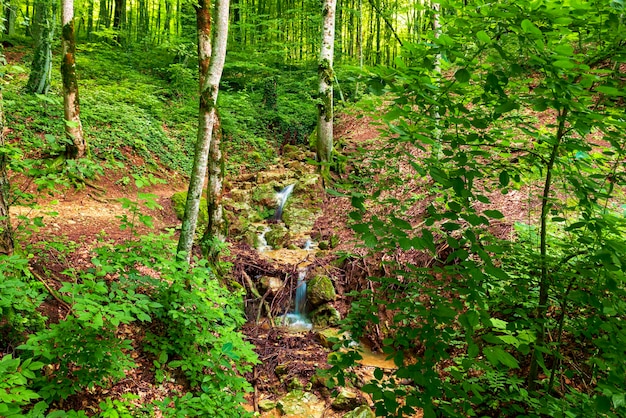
310,303,341,327
277,390,325,417
258,399,277,411
307,275,336,307
259,276,284,294
317,328,352,349
265,224,290,249
332,387,364,411
282,206,319,235
343,405,375,418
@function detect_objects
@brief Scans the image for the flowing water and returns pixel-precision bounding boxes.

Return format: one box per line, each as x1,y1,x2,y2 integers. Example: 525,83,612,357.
273,183,295,221
281,269,312,331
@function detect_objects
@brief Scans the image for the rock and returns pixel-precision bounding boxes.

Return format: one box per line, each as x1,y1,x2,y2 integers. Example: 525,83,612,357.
310,303,341,327
282,206,319,235
307,275,336,307
259,276,284,294
343,405,375,418
287,377,304,390
258,399,277,411
283,144,307,161
317,240,330,250
171,191,207,233
275,364,289,377
265,224,290,249
332,387,364,411
277,390,325,417
317,328,352,349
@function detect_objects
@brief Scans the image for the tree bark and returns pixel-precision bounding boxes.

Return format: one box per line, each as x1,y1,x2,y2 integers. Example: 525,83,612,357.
316,0,336,176
0,88,13,256
61,0,87,158
176,0,229,263
27,0,55,94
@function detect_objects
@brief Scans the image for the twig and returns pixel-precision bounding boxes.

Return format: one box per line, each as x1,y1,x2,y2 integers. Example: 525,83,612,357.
29,268,73,313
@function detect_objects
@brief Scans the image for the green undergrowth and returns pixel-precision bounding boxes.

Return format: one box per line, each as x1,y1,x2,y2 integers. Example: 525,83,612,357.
0,232,257,417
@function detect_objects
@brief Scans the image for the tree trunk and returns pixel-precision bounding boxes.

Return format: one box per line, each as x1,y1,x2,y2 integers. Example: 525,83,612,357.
0,88,13,256
316,0,336,177
4,0,16,35
177,0,229,263
27,0,55,94
87,0,94,39
61,0,87,158
201,113,225,261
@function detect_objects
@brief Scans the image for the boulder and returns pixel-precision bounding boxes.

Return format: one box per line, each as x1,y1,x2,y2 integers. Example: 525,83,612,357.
317,328,353,349
343,405,375,418
332,387,364,411
265,223,290,249
307,275,336,307
258,399,277,411
310,303,341,327
277,390,325,417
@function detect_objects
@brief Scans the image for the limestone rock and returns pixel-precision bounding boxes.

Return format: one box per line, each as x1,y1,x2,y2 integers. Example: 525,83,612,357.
332,387,364,411
310,303,341,327
317,328,352,349
259,276,284,294
307,275,336,307
258,399,277,411
265,223,290,249
277,390,325,417
343,405,375,418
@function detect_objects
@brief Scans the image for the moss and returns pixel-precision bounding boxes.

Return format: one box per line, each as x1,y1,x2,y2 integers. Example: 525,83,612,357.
171,191,208,233
307,274,336,307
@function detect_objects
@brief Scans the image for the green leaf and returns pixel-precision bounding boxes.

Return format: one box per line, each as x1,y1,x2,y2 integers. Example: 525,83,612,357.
484,346,519,368
553,59,575,69
454,69,471,83
521,19,542,36
499,171,510,187
476,30,491,43
484,210,504,219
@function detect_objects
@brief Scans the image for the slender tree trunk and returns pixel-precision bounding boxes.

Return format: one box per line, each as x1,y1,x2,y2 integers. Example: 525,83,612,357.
177,0,229,262
316,0,336,178
4,0,16,35
0,88,13,256
27,0,55,94
61,0,87,158
87,0,94,39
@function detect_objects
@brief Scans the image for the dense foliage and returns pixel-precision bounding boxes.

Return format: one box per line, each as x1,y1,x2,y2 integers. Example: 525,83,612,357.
328,0,626,416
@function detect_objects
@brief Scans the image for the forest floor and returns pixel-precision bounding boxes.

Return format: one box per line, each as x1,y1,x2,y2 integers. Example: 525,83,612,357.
10,110,539,416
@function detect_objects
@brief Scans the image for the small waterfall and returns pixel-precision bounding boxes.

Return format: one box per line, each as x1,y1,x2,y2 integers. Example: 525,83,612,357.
273,183,295,222
282,269,312,331
294,269,307,315
257,226,272,252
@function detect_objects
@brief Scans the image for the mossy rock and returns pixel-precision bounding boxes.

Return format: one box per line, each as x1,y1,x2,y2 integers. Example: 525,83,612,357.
171,191,207,233
283,144,307,161
307,274,336,307
282,206,319,235
277,390,324,417
332,387,364,411
343,405,375,418
265,223,290,249
311,303,341,327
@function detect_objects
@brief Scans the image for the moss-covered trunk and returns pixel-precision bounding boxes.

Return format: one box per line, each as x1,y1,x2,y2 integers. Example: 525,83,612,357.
0,89,13,256
316,0,336,176
62,0,87,159
26,0,55,94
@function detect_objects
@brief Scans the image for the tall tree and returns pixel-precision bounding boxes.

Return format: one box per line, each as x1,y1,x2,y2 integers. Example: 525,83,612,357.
27,0,55,94
177,0,229,262
315,0,336,178
61,0,87,158
0,67,13,255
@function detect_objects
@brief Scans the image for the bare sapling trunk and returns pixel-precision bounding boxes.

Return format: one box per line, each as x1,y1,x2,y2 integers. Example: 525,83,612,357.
0,88,14,255
61,0,87,158
316,0,336,180
176,0,229,263
201,114,225,261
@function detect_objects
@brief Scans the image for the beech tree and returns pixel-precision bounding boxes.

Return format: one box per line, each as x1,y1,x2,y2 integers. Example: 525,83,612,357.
26,0,55,94
316,0,336,178
176,0,229,262
61,0,87,158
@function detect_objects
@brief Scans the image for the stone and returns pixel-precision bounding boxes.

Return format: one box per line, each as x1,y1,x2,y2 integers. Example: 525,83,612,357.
343,405,375,418
258,399,277,411
265,223,290,249
317,328,352,349
287,377,304,390
277,390,325,418
332,387,364,411
310,303,341,327
282,206,319,235
307,275,336,307
317,240,330,250
259,276,284,294
282,144,306,161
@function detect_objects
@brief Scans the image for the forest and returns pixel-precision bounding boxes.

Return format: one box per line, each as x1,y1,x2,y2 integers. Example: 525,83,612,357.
0,0,625,416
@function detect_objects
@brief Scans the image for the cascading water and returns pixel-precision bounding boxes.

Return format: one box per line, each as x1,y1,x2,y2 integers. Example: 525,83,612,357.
273,183,295,222
282,269,312,331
